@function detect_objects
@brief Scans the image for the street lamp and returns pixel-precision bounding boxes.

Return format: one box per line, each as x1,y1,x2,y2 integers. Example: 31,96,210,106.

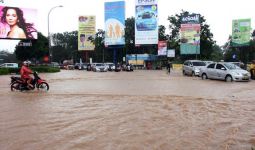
48,5,63,63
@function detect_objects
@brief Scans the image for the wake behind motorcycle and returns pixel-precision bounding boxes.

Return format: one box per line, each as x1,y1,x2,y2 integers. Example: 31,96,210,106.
10,72,49,91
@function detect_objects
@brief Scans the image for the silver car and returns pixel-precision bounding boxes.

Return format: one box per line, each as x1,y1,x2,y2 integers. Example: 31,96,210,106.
183,60,206,76
93,63,108,72
200,62,251,82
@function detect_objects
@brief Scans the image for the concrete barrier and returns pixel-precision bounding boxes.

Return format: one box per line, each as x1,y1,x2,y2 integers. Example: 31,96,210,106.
172,64,183,70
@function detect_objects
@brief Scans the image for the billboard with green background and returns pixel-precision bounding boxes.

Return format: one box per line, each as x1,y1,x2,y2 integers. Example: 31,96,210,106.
232,19,251,47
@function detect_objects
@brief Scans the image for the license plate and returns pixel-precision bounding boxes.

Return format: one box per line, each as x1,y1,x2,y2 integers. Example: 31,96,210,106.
243,76,249,80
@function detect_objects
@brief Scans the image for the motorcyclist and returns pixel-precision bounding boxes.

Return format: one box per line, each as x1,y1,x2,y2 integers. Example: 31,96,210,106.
20,61,33,89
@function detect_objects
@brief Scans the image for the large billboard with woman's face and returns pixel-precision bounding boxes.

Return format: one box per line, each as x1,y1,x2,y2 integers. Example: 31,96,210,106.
0,6,37,40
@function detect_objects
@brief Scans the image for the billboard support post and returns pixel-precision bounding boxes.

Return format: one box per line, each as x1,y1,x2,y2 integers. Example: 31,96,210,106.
114,49,117,66
48,5,63,63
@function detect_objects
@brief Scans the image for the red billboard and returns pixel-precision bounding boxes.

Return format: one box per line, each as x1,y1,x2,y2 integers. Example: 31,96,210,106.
158,41,167,56
0,6,37,39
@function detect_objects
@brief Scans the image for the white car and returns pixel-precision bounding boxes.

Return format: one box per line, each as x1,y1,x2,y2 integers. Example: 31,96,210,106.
93,63,108,72
200,62,251,82
0,63,18,68
183,60,206,76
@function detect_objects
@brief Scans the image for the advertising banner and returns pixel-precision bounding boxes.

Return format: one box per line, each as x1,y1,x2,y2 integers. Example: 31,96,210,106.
78,16,95,51
167,49,175,57
158,41,167,55
180,14,200,54
232,19,251,47
135,0,158,45
0,5,37,39
104,1,125,46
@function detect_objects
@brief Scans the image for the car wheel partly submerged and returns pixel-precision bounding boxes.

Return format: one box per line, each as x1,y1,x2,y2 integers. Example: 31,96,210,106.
225,75,233,82
202,73,207,80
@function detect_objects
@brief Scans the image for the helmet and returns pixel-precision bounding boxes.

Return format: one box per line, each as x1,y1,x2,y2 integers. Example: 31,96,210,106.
23,61,31,65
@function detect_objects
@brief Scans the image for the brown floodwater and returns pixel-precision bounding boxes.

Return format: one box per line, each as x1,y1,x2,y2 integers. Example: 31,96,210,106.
0,70,254,150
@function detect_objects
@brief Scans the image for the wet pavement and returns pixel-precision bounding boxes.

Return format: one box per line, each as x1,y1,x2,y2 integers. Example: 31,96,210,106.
0,70,255,150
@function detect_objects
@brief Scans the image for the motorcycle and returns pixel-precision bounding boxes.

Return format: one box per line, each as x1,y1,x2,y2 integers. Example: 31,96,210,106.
10,72,49,91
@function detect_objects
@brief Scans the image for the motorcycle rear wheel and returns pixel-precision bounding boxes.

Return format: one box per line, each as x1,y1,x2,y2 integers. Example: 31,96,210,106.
37,82,49,91
11,82,20,91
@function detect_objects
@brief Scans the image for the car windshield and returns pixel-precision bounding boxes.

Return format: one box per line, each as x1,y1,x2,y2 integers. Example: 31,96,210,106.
96,64,104,67
192,62,206,66
224,63,240,70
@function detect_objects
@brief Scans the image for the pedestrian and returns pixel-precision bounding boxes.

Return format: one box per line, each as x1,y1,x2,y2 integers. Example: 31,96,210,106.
167,61,171,75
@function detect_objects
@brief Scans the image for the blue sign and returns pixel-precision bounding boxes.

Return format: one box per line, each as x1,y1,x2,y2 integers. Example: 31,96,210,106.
126,54,157,61
104,1,125,46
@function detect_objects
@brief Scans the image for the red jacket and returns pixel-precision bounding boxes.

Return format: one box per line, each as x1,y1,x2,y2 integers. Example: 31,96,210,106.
20,65,33,79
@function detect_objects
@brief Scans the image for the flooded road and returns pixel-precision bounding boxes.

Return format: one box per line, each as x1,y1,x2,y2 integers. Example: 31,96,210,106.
0,70,255,150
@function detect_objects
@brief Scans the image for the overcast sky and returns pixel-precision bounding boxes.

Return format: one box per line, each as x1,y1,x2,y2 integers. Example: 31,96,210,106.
0,0,254,52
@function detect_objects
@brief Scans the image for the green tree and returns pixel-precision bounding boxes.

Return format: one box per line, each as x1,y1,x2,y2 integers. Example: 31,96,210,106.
124,17,135,55
158,25,168,41
223,30,255,63
15,32,48,62
51,31,78,63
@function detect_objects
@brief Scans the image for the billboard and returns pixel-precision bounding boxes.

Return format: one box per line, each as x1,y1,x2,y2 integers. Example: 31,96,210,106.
104,1,125,46
167,49,175,57
158,41,167,55
232,19,251,47
0,6,37,39
78,16,96,51
180,14,200,54
135,0,158,45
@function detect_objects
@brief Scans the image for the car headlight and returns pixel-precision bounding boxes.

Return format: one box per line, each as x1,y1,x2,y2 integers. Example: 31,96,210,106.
194,68,200,72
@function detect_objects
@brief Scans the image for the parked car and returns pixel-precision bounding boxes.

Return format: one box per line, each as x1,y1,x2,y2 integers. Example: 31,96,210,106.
93,63,108,72
0,63,18,68
50,62,60,68
228,62,245,69
114,64,122,72
200,62,251,82
74,63,88,70
104,63,114,71
107,63,121,72
182,60,206,76
203,61,214,65
124,64,134,72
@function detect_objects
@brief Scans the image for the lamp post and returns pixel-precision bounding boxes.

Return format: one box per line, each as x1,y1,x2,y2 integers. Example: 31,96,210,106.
48,5,63,63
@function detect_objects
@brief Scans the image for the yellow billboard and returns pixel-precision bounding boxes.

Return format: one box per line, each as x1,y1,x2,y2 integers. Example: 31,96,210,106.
78,16,95,51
